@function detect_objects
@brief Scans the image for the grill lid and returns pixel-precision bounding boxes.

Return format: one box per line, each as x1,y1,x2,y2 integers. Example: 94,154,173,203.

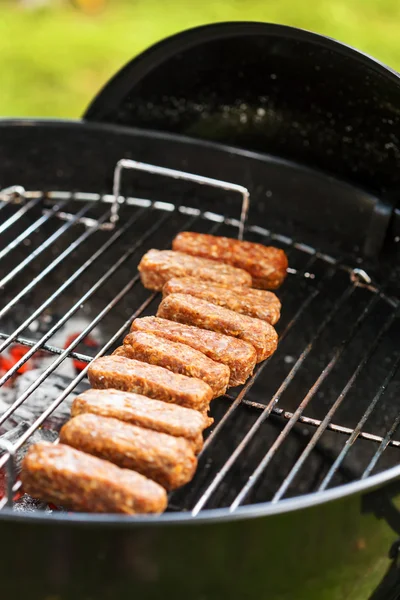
84,22,400,199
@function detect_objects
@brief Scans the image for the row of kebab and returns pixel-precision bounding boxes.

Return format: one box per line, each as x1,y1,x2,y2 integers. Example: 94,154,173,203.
20,232,288,514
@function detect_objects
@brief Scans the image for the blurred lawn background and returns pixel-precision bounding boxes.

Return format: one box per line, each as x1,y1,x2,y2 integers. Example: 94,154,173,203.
0,0,399,118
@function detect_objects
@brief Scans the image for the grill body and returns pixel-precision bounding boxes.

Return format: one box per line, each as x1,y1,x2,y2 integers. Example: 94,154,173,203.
0,22,400,600
0,488,398,600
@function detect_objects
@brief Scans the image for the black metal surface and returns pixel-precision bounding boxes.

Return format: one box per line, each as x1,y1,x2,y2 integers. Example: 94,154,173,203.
85,23,400,200
0,485,400,600
85,22,400,259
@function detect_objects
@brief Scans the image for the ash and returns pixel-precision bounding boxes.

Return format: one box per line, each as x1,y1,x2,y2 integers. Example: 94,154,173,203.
0,368,89,432
0,316,100,433
13,494,53,513
0,316,101,512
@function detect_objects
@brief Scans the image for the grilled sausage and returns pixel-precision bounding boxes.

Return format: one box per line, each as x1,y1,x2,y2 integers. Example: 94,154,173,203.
163,277,281,324
138,249,252,291
172,232,288,289
21,442,167,514
60,414,197,490
157,293,278,362
131,316,257,387
113,346,132,357
88,355,213,411
71,388,212,454
120,331,230,398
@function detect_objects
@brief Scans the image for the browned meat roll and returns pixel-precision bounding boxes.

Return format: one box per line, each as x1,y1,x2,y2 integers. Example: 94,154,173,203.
60,413,197,490
138,249,252,291
131,316,257,387
113,346,132,357
172,232,288,289
88,355,213,411
21,442,167,514
163,277,281,324
71,388,212,454
119,331,230,398
157,293,278,362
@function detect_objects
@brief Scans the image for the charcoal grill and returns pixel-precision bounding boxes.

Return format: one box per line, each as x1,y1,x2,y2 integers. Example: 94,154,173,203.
0,21,400,600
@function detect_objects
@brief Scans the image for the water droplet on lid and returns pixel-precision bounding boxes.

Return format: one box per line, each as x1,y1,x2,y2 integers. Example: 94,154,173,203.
284,355,295,364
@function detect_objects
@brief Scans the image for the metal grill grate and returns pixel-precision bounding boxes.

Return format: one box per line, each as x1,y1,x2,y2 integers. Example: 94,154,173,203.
0,189,399,515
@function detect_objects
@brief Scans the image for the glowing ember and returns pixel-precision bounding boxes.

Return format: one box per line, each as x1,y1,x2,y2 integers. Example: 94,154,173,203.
0,316,101,510
0,344,44,385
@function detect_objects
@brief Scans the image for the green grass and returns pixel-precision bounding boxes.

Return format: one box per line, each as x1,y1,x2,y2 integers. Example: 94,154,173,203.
0,0,399,118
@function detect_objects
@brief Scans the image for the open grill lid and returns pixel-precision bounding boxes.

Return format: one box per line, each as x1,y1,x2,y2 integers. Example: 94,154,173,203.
84,22,400,260
84,22,400,200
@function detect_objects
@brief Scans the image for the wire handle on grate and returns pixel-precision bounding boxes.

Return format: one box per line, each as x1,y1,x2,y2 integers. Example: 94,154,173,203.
0,438,16,509
1,162,251,238
0,185,26,204
112,159,251,240
350,268,372,285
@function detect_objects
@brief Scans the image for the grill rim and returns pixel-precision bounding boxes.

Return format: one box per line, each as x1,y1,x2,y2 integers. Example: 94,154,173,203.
0,464,398,526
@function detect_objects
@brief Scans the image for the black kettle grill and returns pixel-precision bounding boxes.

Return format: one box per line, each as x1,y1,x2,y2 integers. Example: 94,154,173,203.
0,22,400,600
